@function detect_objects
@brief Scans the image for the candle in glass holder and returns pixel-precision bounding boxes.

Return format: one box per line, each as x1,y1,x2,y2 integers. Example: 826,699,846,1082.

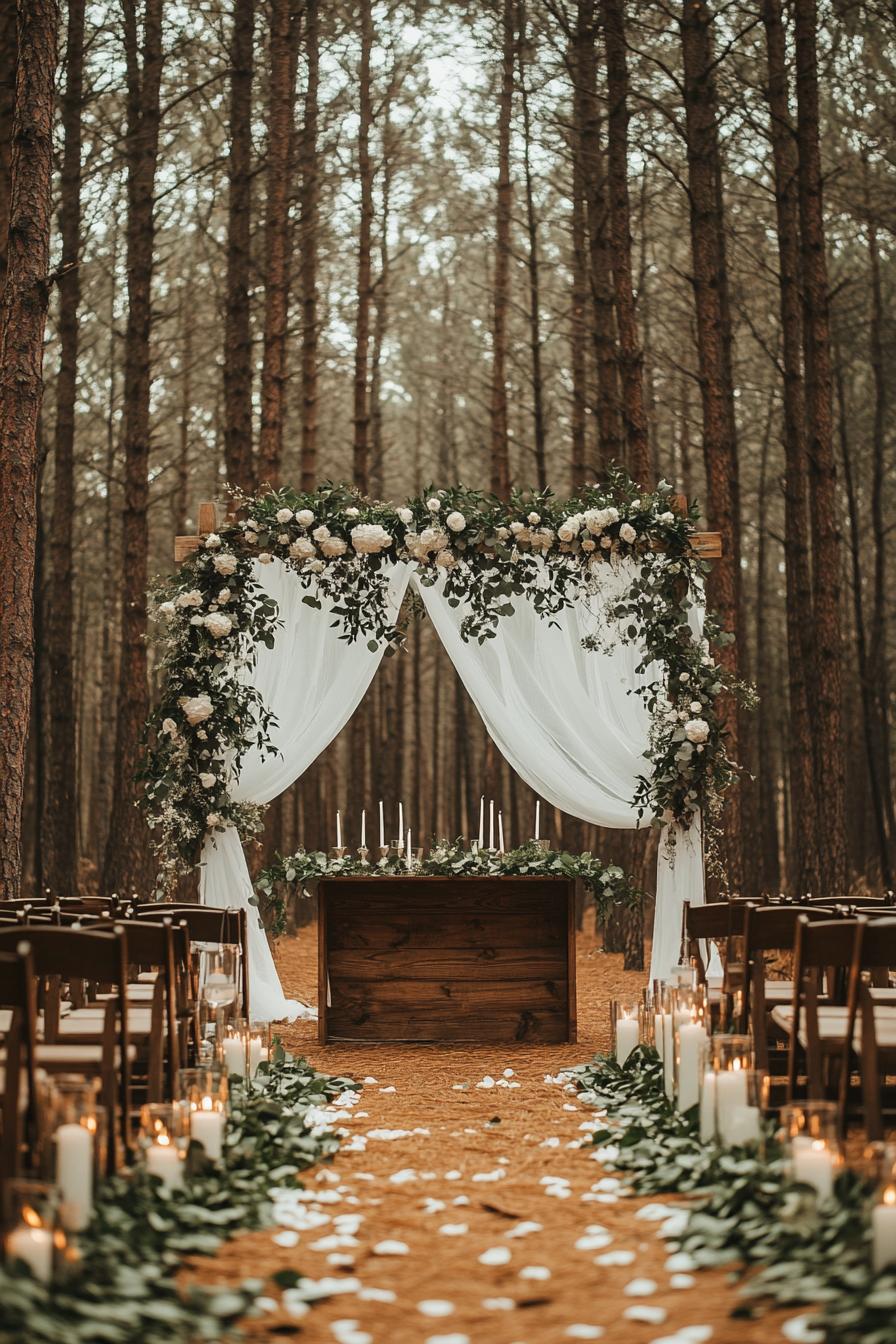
715,1065,748,1143
792,1139,835,1199
7,1209,53,1283
146,1135,184,1190
873,1186,896,1274
190,1097,224,1161
699,1070,716,1142
54,1123,92,1231
614,1011,639,1066
676,1020,707,1112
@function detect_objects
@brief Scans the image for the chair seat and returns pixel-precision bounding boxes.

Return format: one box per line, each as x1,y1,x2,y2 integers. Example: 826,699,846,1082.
763,980,795,1001
772,1003,896,1049
55,1009,154,1040
95,984,157,1003
870,987,896,1003
34,1043,137,1067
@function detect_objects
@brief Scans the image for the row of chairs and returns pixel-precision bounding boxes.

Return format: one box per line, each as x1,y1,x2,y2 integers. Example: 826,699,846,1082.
0,903,252,1184
684,896,896,1137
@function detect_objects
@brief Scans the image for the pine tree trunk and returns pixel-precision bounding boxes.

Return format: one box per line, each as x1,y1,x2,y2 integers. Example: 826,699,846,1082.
103,0,164,898
352,0,374,496
257,0,299,489
680,0,743,890
370,106,393,501
489,0,514,498
223,0,256,495
601,0,651,485
0,0,58,902
761,0,819,895
569,1,591,489
793,0,846,896
0,1,16,299
298,0,319,493
517,1,546,491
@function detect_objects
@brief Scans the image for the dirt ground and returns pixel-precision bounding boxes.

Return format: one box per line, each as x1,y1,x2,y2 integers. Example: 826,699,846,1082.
194,910,804,1344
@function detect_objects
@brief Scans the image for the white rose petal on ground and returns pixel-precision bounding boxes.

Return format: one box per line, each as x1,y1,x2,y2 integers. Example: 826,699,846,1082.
636,1203,676,1222
594,1250,636,1267
379,1085,396,1093
273,1229,300,1247
418,1301,455,1317
669,1273,696,1289
576,1233,613,1251
372,1239,410,1256
357,1287,397,1303
566,1328,605,1340
677,1328,713,1343
476,1076,496,1089
482,1297,515,1310
624,1278,658,1297
505,1220,542,1238
519,1265,551,1280
424,1336,469,1344
330,1320,372,1344
439,1223,469,1236
665,1252,698,1272
479,1246,512,1266
781,1317,826,1344
472,1169,506,1182
327,1254,355,1267
444,1169,462,1180
623,1306,667,1325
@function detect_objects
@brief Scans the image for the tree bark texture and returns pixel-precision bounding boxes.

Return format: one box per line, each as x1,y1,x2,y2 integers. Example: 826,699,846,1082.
299,0,319,493
223,0,256,495
489,0,514,498
352,0,374,495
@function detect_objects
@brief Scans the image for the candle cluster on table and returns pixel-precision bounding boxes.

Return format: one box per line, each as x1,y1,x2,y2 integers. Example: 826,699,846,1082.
328,796,550,860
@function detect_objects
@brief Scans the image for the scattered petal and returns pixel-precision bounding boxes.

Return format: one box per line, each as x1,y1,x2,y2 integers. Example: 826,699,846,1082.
439,1223,469,1236
357,1287,396,1303
482,1297,515,1311
273,1229,300,1247
519,1265,551,1281
423,1336,469,1344
372,1239,409,1256
477,1076,496,1089
281,1293,310,1319
479,1246,512,1266
636,1204,676,1222
665,1252,698,1272
781,1317,825,1344
669,1273,696,1289
505,1221,543,1239
595,1250,636,1267
624,1279,658,1297
566,1328,604,1340
623,1306,667,1325
472,1169,506,1182
418,1301,455,1317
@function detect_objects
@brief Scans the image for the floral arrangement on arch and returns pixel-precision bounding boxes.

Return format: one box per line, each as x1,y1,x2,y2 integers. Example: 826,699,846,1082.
143,468,748,892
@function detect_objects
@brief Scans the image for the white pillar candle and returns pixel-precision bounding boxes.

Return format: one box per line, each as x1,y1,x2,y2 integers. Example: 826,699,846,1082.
249,1035,264,1076
699,1070,716,1143
498,811,505,854
55,1121,93,1231
715,1070,749,1145
222,1035,246,1076
792,1139,834,1200
676,1022,707,1112
489,800,495,850
191,1107,225,1161
146,1141,184,1190
360,809,366,848
406,827,412,869
662,1014,674,1098
534,799,540,841
378,799,385,848
872,1188,896,1274
336,809,342,849
725,1105,761,1148
478,796,484,849
654,1013,665,1063
615,1016,639,1066
7,1224,53,1282
398,800,404,841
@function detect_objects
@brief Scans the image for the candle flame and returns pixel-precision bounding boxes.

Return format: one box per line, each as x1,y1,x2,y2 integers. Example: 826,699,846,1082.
22,1205,42,1229
83,1115,97,1134
884,1186,896,1207
732,1059,742,1072
201,1095,213,1112
811,1139,826,1153
156,1133,171,1147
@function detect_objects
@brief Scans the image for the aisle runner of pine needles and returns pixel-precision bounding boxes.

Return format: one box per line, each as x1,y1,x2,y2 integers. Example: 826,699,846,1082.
0,1049,356,1343
564,1049,896,1344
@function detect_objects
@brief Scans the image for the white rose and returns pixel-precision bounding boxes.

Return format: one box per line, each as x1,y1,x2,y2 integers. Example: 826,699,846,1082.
619,522,637,544
199,772,216,789
397,507,414,525
277,533,290,544
496,526,510,541
420,527,449,552
217,588,232,604
351,523,393,555
204,612,233,638
244,532,258,545
600,536,612,549
289,537,316,561
275,507,294,524
690,700,702,713
684,717,710,744
581,538,596,552
583,508,608,534
435,549,456,568
344,507,360,519
204,532,222,550
257,552,273,564
659,511,675,524
179,694,213,725
527,511,540,525
296,509,314,527
426,497,441,512
213,552,238,576
312,525,330,542
558,517,579,543
157,601,176,619
161,718,178,736
446,511,466,532
189,614,205,626
605,506,619,523
206,813,222,829
307,559,325,573
510,521,524,535
175,589,203,608
679,672,690,683
320,535,348,558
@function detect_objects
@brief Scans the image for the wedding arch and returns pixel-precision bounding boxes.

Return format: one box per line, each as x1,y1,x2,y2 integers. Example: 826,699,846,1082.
144,472,735,1020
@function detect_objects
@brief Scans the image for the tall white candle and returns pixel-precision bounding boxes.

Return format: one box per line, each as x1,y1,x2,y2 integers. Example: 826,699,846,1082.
715,1069,748,1145
249,1035,264,1076
792,1139,834,1200
615,1016,639,1066
361,809,366,849
55,1121,93,1231
489,800,495,850
398,800,404,841
378,799,385,848
406,827,412,868
146,1140,184,1190
191,1106,224,1161
478,796,485,848
872,1188,896,1274
662,1014,674,1098
725,1105,761,1147
336,809,342,849
222,1035,246,1076
7,1224,53,1282
534,799,540,841
699,1070,716,1142
654,1012,665,1062
676,1022,707,1112
498,811,505,853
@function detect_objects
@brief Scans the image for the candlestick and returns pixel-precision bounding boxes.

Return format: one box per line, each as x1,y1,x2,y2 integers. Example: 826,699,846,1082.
534,799,540,841
361,809,366,849
7,1222,53,1283
498,810,505,854
54,1122,93,1232
653,1010,665,1062
873,1186,896,1274
379,799,385,849
378,845,390,861
357,846,370,865
478,795,485,849
489,800,495,850
336,809,342,850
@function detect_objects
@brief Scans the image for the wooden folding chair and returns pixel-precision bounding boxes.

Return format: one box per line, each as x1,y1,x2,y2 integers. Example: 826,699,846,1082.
0,926,132,1163
740,903,836,1070
131,904,251,1017
0,942,38,1182
834,918,896,1139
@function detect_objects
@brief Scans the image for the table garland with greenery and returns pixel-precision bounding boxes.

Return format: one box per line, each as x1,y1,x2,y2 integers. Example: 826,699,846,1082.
144,468,751,893
563,1049,896,1344
254,838,645,937
0,1049,355,1343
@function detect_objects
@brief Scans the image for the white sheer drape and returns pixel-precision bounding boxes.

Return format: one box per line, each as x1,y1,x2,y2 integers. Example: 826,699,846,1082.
199,559,412,1019
199,555,706,1015
413,561,705,982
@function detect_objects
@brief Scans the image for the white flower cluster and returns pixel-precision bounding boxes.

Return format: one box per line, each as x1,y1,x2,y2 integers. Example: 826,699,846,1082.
350,523,394,555
405,527,451,563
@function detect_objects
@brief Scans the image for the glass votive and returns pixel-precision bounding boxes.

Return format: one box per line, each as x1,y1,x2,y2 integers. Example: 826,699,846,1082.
712,1035,754,1145
199,944,241,1016
780,1101,842,1200
218,1018,250,1078
138,1103,190,1190
717,1069,768,1151
178,1066,228,1162
45,1081,107,1232
3,1180,63,1283
873,1181,896,1275
247,1020,272,1078
698,1037,716,1143
669,962,697,989
610,999,640,1066
653,984,675,1099
673,992,709,1113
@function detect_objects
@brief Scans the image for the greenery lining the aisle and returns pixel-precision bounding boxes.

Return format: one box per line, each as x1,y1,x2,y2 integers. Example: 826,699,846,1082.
255,838,645,936
0,1050,355,1344
567,1050,896,1344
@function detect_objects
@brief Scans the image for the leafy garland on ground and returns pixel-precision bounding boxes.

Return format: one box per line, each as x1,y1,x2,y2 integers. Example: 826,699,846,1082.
0,1049,356,1343
254,838,645,936
144,469,750,892
564,1050,896,1344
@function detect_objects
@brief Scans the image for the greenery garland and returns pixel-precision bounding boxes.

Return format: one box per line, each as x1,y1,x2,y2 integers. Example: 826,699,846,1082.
0,1049,355,1343
565,1050,896,1344
254,838,645,937
144,468,749,892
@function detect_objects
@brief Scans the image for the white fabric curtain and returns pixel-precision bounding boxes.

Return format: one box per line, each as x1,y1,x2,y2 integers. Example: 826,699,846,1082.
199,559,412,1019
412,561,705,982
